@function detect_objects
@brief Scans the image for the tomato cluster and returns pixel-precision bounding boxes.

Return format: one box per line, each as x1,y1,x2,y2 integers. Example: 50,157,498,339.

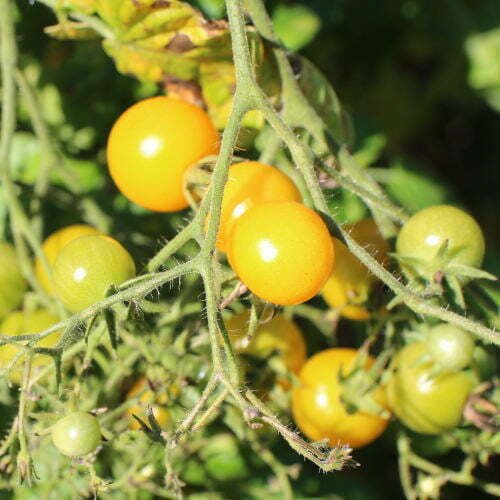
0,95,493,464
387,338,477,435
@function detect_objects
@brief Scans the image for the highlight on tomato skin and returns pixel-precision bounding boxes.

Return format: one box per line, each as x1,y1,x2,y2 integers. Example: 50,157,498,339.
214,161,302,252
321,219,389,321
35,224,101,294
52,234,136,313
292,348,389,449
106,96,219,213
386,342,477,435
396,205,485,282
227,201,334,306
51,412,101,457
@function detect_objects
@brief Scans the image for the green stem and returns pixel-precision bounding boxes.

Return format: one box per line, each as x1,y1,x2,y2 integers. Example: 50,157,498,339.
15,69,111,233
239,0,499,345
320,160,409,224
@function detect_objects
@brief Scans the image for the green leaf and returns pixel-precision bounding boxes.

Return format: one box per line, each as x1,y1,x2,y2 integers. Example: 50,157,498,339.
297,57,352,146
326,188,367,225
353,133,387,168
465,28,500,112
44,21,99,40
384,160,449,212
272,4,321,51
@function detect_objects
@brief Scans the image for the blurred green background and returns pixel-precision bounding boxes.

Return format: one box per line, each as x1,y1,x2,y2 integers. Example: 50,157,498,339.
8,1,500,498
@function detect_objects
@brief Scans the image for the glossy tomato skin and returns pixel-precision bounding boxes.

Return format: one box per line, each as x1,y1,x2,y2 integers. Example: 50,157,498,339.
348,219,389,263
0,242,27,320
107,96,219,212
35,224,100,294
427,324,475,372
53,235,136,312
216,161,301,252
386,342,477,435
322,220,388,321
228,201,334,306
0,309,61,384
292,348,389,448
126,377,170,430
396,205,485,276
51,412,101,457
225,311,306,374
322,238,372,321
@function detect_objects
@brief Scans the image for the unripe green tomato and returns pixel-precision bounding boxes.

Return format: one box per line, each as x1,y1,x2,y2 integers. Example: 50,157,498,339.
427,324,475,372
0,309,61,384
205,452,249,482
51,412,101,457
471,346,498,381
182,459,208,486
52,235,135,312
0,242,27,320
200,434,249,482
387,342,477,435
396,205,485,280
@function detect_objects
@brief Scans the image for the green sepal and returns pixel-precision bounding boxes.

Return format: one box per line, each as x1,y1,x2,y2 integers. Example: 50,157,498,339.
447,265,498,282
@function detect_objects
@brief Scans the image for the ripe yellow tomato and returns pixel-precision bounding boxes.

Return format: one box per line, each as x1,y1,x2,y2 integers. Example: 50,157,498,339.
35,224,100,294
348,219,389,264
126,377,170,430
322,238,372,321
0,309,61,383
228,201,334,306
215,161,301,252
107,96,219,212
0,242,27,320
322,220,389,321
225,311,306,373
292,348,389,448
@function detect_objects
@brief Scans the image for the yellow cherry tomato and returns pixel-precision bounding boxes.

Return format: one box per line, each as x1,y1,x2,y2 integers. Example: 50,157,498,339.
215,161,301,252
35,224,100,294
228,201,334,306
225,311,306,374
322,238,372,321
107,96,219,212
126,377,170,430
348,218,389,264
0,309,61,384
292,348,389,448
322,220,389,321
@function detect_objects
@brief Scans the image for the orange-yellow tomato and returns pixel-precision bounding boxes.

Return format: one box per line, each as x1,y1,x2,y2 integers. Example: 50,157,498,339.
225,311,306,374
0,309,61,384
126,377,170,430
107,96,219,212
322,238,372,321
348,219,389,265
228,201,334,306
215,161,301,252
322,220,389,321
292,348,389,448
35,224,100,294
